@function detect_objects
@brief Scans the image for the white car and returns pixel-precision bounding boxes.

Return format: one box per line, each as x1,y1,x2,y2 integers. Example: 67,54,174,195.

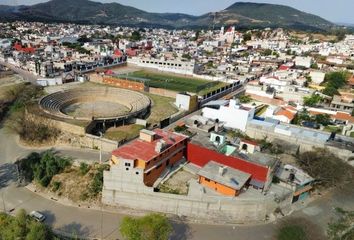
29,211,46,222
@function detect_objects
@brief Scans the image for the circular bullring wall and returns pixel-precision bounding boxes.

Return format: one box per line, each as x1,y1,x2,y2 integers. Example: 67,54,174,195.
39,87,151,121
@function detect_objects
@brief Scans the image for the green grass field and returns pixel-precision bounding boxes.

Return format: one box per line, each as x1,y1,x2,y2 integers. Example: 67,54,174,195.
124,70,227,94
144,93,178,124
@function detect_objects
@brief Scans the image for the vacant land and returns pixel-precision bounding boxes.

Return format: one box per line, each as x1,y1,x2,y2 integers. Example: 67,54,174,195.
124,70,226,94
145,93,178,124
104,124,144,142
159,169,198,195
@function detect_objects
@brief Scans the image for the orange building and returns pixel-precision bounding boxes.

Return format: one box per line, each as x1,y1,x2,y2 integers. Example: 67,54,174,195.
197,161,251,197
111,129,188,187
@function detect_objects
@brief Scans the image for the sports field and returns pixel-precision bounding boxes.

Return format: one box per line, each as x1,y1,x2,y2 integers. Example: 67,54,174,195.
123,70,227,94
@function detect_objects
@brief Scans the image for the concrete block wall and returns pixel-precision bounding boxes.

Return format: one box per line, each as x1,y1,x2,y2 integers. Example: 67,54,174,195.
102,188,279,223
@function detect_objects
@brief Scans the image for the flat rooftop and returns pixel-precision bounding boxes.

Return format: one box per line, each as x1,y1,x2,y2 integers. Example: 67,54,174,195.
198,161,251,190
189,129,278,168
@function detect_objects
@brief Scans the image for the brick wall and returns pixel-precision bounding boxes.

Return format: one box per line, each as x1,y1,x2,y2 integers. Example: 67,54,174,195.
103,76,145,91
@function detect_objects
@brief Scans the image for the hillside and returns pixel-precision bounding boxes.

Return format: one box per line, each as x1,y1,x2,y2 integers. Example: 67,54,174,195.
0,0,334,30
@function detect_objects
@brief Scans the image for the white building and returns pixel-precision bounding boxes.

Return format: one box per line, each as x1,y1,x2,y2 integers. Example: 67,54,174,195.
295,56,313,68
0,39,11,49
309,71,326,85
202,99,255,132
128,57,196,75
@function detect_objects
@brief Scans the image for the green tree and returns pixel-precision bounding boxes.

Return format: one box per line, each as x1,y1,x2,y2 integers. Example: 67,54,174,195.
120,214,173,240
322,71,349,96
262,49,272,56
303,94,322,107
314,114,331,126
243,32,252,42
26,222,52,240
131,31,142,41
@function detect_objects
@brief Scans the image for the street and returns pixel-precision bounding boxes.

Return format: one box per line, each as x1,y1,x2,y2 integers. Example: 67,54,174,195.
1,127,354,239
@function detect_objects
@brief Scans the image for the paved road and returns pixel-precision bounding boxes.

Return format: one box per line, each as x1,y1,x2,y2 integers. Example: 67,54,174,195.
0,61,38,83
1,127,354,239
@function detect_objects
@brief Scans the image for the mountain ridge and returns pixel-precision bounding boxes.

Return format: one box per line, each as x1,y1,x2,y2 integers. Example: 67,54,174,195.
0,0,335,30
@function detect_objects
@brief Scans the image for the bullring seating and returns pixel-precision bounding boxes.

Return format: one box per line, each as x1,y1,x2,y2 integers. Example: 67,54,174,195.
39,87,151,121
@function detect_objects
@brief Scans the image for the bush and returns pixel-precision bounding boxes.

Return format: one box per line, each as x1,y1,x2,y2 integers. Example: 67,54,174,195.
52,181,61,192
89,164,110,197
18,151,72,187
79,162,91,176
120,214,172,240
0,209,56,240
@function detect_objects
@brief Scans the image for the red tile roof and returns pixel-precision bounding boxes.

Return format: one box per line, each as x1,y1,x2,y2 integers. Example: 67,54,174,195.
112,129,188,162
275,108,297,121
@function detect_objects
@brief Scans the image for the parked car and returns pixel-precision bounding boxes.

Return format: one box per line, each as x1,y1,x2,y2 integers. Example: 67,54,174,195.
29,211,46,222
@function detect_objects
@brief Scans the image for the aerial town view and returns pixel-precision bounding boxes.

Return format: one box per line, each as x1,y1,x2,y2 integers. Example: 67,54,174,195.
0,0,354,239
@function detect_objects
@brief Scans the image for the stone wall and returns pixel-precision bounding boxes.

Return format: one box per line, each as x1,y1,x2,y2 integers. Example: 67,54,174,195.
27,112,118,152
148,87,178,98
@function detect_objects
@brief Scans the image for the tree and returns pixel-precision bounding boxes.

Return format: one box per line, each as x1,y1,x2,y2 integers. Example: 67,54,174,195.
131,31,142,41
243,32,252,42
303,94,322,107
314,114,331,126
297,149,354,187
322,71,349,96
26,222,52,240
262,49,272,56
120,214,173,240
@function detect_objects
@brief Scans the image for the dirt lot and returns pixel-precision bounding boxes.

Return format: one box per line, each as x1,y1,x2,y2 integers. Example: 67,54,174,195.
159,169,198,195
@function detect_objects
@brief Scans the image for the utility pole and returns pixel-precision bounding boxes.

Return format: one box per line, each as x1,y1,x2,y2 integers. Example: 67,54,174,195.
99,131,103,164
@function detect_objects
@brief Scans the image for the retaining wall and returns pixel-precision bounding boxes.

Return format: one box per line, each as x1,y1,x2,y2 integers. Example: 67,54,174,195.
148,87,178,98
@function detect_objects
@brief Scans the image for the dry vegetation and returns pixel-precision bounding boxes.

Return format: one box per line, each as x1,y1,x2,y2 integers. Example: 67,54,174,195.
49,163,107,203
144,93,178,124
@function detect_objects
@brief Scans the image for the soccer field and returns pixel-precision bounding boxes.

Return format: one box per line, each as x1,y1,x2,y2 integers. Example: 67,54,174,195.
124,70,226,93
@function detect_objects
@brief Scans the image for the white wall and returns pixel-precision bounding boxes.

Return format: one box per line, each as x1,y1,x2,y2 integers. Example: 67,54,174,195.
175,94,191,110
202,100,255,132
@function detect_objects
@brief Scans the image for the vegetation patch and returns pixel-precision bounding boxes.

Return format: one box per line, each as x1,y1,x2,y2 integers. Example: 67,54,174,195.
321,71,350,96
104,124,144,143
144,93,178,124
328,208,354,240
277,218,325,240
120,213,172,240
17,151,72,187
4,84,60,145
296,149,354,188
0,209,57,240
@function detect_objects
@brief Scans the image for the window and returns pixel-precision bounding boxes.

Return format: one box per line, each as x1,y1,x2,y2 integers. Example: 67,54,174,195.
126,168,129,171
204,178,210,182
125,162,131,167
136,172,139,175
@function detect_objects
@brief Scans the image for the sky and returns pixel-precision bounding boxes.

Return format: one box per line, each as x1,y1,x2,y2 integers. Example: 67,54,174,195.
1,0,353,24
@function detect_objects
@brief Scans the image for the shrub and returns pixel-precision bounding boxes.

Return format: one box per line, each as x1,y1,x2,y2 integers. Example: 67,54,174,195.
89,164,110,197
120,214,172,240
52,181,61,192
79,162,90,176
18,151,72,187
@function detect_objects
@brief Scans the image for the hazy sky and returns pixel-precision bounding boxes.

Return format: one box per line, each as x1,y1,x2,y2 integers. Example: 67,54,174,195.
1,0,353,24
